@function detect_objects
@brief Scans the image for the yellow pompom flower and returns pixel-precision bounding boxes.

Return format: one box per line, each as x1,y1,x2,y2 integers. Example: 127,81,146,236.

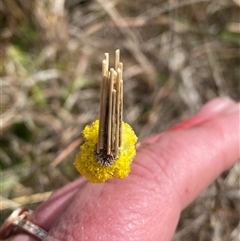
74,50,138,183
74,120,137,183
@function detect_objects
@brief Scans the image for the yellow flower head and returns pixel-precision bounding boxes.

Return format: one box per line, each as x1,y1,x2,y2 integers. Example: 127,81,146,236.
74,120,137,183
74,50,137,182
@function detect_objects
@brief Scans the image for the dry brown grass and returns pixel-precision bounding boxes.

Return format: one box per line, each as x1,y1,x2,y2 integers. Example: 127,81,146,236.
1,0,239,240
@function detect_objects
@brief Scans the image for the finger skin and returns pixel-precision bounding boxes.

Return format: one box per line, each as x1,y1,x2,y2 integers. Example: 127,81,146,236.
140,97,235,144
45,106,239,241
30,178,87,228
11,178,87,241
11,101,239,241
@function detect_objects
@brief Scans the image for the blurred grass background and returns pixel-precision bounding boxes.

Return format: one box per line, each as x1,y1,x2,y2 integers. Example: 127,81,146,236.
0,0,239,240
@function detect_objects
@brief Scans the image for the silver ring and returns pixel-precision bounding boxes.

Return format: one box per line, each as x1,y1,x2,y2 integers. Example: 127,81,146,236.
0,207,48,240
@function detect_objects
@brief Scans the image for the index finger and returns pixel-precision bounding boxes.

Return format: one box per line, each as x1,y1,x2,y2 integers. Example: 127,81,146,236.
45,103,239,241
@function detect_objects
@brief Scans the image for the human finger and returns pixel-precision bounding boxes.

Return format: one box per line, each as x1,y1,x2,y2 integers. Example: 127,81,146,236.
140,97,236,145
11,178,87,241
41,102,239,241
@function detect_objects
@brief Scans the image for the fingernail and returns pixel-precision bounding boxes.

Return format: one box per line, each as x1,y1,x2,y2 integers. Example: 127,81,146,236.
222,103,239,115
170,97,235,131
169,116,206,131
197,97,234,116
